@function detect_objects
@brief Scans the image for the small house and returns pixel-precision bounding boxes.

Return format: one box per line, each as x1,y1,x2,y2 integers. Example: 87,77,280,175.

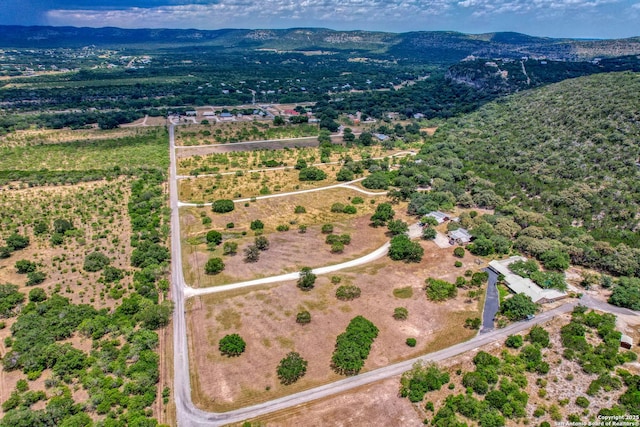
621,334,633,350
425,211,450,224
448,228,472,245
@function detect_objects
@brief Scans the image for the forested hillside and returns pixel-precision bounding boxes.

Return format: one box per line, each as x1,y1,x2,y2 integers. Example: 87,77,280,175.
404,72,640,277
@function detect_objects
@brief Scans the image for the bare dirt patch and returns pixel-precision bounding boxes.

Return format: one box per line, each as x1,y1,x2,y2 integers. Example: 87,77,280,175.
187,239,484,412
243,376,421,426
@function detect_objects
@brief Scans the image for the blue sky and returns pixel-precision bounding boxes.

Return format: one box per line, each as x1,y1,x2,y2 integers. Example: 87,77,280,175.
2,0,639,39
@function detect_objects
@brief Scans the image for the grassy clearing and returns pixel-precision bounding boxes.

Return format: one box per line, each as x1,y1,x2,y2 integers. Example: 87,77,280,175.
177,144,396,175
179,189,390,287
178,163,348,202
393,286,414,299
0,128,169,171
187,238,485,412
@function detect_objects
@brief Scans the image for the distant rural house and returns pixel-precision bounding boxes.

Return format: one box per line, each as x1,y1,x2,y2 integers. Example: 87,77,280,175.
219,112,234,121
488,256,568,304
621,334,633,349
185,111,197,116
283,109,299,116
448,228,472,245
202,111,216,118
425,211,450,224
373,133,389,141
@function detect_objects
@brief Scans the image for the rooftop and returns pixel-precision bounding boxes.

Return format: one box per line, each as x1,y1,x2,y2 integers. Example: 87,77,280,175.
489,256,567,304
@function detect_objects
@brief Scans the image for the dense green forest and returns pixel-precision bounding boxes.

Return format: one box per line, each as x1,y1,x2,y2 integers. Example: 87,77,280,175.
392,72,640,281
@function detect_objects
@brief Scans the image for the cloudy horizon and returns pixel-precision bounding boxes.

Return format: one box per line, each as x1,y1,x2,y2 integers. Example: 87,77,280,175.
2,0,639,39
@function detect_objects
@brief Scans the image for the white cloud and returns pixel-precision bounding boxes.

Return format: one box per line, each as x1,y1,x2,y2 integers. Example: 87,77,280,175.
42,0,638,37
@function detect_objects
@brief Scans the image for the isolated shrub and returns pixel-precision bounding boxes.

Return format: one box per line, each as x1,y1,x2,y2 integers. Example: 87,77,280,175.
336,285,361,301
325,234,351,245
219,334,246,357
204,258,225,275
83,251,111,272
299,167,327,181
465,317,481,329
387,219,409,236
277,352,308,385
342,205,357,214
336,168,354,181
296,311,311,324
370,203,395,227
298,224,307,233
201,216,212,225
297,267,316,291
453,247,465,258
406,338,417,347
294,158,308,170
223,241,238,255
212,199,235,213
425,278,457,301
389,235,424,263
276,224,290,232
244,245,260,262
331,203,346,213
331,316,379,375
454,261,463,268
5,234,29,251
331,242,344,253
28,288,47,303
254,236,270,251
294,205,306,214
575,396,590,408
50,233,64,246
53,218,74,234
206,230,223,245
321,224,334,234
351,197,364,204
15,260,37,274
250,219,264,231
26,271,46,286
226,222,235,229
394,307,409,320
0,246,11,259
33,221,48,235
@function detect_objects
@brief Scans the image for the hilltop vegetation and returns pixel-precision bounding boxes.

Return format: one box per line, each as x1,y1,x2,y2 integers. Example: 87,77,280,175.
393,72,640,279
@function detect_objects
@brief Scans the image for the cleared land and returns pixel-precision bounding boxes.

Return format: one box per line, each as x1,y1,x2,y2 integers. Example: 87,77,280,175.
0,128,169,171
180,189,394,287
186,238,485,412
177,145,398,175
245,311,640,426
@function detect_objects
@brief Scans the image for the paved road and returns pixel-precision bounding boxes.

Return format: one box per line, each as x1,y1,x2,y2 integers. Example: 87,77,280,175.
168,124,638,426
480,267,500,333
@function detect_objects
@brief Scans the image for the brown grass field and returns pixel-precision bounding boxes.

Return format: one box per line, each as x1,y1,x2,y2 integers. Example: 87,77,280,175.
186,238,485,412
177,145,398,175
238,312,640,427
180,189,396,287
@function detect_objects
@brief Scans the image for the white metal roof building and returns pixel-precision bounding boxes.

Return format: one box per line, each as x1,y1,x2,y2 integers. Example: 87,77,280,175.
425,211,450,224
448,228,472,244
489,256,568,304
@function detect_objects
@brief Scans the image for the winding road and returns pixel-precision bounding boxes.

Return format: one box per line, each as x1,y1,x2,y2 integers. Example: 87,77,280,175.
168,124,637,426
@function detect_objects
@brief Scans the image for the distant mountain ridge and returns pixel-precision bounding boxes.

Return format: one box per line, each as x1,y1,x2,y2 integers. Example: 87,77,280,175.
1,25,640,62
